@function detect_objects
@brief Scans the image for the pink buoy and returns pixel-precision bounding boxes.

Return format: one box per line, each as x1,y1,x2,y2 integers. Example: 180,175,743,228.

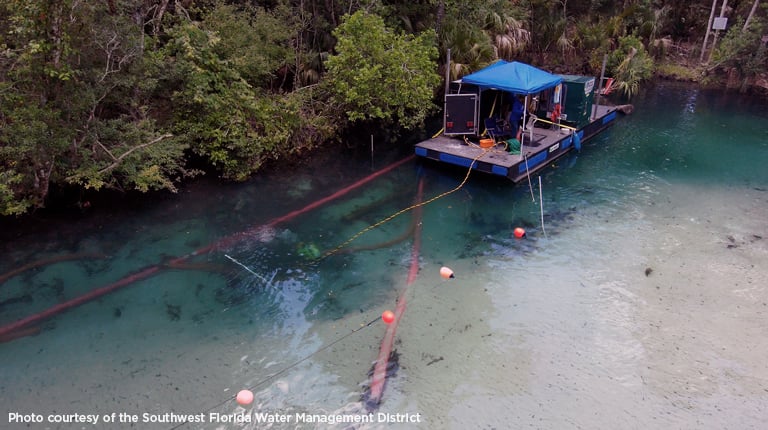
439,266,455,279
236,389,254,406
513,227,526,239
381,310,395,324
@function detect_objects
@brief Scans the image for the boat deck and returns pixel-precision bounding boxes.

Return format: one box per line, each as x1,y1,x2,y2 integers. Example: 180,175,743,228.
415,105,619,182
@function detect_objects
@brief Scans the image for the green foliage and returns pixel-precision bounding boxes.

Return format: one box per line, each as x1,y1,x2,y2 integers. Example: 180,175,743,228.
526,0,568,55
712,17,767,80
325,11,440,129
2,0,765,217
0,0,193,214
0,170,29,216
1,1,73,214
201,3,295,86
439,17,496,77
576,18,611,53
162,13,302,181
0,100,73,213
0,0,330,214
610,36,654,98
655,62,701,81
66,119,188,192
432,0,527,75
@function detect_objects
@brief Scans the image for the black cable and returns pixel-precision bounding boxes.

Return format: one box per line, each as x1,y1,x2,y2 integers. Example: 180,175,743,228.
169,316,381,429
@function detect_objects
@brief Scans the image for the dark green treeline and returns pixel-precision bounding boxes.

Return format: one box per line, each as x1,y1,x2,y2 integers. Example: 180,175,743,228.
1,0,765,215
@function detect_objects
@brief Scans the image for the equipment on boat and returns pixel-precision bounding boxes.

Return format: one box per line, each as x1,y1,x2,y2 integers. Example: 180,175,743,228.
416,58,632,183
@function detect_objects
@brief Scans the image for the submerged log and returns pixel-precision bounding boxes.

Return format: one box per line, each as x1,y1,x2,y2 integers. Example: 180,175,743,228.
0,252,109,286
616,104,634,115
340,190,402,223
333,208,419,255
0,325,41,343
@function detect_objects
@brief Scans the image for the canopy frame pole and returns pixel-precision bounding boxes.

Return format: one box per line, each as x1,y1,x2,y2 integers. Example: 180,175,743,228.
522,94,535,203
521,95,528,148
442,49,451,135
594,54,607,120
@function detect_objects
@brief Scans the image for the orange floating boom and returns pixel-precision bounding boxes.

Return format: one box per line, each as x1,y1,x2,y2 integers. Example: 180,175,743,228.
366,176,424,408
0,155,416,341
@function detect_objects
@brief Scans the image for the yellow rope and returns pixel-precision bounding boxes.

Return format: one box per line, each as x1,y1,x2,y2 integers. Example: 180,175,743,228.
489,93,499,117
481,94,501,137
431,127,444,138
319,147,491,260
534,117,577,130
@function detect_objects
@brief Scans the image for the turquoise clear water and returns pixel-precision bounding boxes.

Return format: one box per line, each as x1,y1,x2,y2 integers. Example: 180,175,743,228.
1,82,767,429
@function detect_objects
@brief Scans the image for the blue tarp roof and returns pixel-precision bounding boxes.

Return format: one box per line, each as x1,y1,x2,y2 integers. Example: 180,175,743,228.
461,60,562,94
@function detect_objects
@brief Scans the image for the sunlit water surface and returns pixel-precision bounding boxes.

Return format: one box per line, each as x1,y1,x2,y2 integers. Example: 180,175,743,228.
1,82,767,429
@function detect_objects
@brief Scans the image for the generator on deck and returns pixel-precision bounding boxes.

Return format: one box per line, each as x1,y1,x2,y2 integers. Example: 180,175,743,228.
443,93,479,136
559,75,596,129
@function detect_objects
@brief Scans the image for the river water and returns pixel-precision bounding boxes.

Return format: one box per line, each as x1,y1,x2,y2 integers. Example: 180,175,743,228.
1,82,767,429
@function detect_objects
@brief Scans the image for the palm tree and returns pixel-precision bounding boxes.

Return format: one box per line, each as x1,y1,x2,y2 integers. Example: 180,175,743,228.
484,11,530,60
440,19,495,79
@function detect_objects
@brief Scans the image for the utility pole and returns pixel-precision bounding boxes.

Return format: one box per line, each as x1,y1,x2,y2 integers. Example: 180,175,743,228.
707,0,729,64
700,0,718,63
743,0,760,32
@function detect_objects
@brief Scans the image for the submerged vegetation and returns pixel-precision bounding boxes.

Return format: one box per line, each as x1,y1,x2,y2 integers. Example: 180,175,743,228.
1,0,766,215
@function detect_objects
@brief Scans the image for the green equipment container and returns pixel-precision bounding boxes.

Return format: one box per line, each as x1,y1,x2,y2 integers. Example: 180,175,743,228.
559,75,595,128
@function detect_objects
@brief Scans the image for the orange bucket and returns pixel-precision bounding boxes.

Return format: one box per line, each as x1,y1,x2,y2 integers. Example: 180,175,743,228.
479,138,494,148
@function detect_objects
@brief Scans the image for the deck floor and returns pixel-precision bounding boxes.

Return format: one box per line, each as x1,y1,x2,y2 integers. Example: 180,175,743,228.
417,105,615,167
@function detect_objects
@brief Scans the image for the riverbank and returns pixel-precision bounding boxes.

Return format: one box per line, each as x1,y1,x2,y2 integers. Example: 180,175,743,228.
655,62,768,93
0,72,763,236
0,138,417,246
652,45,768,95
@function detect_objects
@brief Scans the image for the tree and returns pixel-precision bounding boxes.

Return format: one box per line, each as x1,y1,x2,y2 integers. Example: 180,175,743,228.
0,0,190,214
0,1,80,213
160,20,288,180
610,35,654,98
324,11,440,129
712,16,767,92
64,3,191,194
201,2,295,87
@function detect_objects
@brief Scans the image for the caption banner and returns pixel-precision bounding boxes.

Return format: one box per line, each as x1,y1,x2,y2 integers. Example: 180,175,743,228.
8,411,423,426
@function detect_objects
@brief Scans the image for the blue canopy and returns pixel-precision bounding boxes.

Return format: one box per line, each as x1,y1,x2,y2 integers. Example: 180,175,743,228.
461,60,562,94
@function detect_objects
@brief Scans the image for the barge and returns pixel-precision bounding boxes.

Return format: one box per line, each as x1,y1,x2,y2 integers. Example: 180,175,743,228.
415,60,631,182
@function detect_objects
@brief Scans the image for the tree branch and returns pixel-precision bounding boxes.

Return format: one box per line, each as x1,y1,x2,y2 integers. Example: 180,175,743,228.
95,137,117,161
97,133,173,175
